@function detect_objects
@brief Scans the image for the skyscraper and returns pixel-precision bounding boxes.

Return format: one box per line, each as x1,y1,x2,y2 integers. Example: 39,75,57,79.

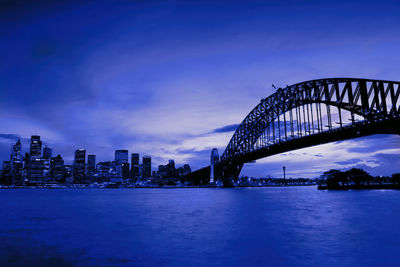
50,155,65,182
131,153,139,181
210,148,219,183
87,154,96,182
143,156,151,179
43,145,52,159
115,150,128,164
42,145,52,180
10,139,23,185
30,135,42,159
28,135,44,183
115,150,129,179
73,149,86,184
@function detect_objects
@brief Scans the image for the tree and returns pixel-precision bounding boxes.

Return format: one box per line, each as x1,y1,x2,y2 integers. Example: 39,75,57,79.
345,168,372,186
392,173,400,184
320,169,343,188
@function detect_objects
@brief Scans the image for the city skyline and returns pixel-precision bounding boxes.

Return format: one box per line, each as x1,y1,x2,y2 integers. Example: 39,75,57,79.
1,1,400,178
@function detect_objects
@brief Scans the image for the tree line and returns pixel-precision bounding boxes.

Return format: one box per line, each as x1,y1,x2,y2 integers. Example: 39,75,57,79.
319,168,400,188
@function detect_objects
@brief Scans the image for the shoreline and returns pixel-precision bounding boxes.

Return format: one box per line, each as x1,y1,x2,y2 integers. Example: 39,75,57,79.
318,184,400,190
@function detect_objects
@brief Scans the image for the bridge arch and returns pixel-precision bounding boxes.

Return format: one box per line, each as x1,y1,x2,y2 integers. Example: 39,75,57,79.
219,78,400,184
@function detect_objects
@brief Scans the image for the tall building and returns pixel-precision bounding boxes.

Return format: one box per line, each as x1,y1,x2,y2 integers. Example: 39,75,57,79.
30,135,42,160
87,155,96,181
42,145,52,180
10,139,23,185
143,156,151,179
115,150,128,164
1,161,12,185
28,135,44,183
167,159,176,177
43,145,52,159
210,148,219,183
73,149,86,183
50,155,65,182
115,150,129,179
131,153,139,181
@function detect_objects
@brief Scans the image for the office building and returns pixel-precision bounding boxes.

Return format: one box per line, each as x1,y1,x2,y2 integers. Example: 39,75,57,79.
87,154,96,181
50,155,65,182
28,135,44,183
73,149,86,183
143,156,151,179
10,139,23,185
131,153,139,181
30,135,42,159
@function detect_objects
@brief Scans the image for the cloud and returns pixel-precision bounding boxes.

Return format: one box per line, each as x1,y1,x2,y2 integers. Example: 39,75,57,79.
210,124,240,134
0,134,20,141
335,158,363,165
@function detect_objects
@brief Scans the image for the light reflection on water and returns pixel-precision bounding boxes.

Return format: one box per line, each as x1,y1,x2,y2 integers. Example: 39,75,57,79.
0,187,400,266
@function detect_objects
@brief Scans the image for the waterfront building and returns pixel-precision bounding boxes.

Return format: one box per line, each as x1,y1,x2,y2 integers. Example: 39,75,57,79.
131,153,139,181
50,155,65,182
115,150,128,164
87,155,96,181
96,161,112,181
10,139,23,185
1,161,12,185
29,158,46,184
28,135,44,183
210,148,219,183
73,149,86,183
143,156,151,179
29,135,42,159
22,152,29,181
176,164,191,178
139,164,143,178
115,150,129,179
167,159,176,177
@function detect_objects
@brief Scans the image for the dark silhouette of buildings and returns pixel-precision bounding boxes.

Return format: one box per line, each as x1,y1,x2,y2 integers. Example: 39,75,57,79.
87,154,96,181
43,145,52,159
0,134,165,186
143,156,151,179
28,135,45,184
50,155,65,183
10,139,23,185
131,153,139,181
115,150,129,179
73,149,86,183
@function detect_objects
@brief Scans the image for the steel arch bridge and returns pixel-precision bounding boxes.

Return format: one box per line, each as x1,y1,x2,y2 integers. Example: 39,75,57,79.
185,78,400,186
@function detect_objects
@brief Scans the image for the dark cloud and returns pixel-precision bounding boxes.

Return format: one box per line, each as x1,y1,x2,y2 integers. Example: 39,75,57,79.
0,134,20,141
335,158,362,165
210,124,240,134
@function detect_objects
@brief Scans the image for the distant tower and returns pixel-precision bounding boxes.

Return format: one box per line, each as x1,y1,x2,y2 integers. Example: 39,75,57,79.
10,139,23,185
73,149,86,183
43,145,52,159
115,150,128,164
142,156,151,179
115,150,129,179
210,148,219,183
87,155,96,181
28,135,44,183
131,153,139,181
30,135,42,160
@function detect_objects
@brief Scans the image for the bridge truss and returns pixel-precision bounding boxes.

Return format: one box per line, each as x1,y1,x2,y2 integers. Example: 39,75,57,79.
185,78,400,185
218,78,400,184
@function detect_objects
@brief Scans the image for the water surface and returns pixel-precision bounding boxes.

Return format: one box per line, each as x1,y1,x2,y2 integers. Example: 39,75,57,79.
1,187,399,266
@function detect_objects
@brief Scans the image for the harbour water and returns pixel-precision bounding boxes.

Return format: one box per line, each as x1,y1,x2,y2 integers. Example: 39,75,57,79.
1,187,400,266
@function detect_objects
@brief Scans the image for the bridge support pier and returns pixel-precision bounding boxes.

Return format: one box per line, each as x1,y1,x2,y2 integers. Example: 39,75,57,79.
220,161,243,187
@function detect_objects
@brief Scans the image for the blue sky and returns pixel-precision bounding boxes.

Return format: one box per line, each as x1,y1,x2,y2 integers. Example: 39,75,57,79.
1,0,400,177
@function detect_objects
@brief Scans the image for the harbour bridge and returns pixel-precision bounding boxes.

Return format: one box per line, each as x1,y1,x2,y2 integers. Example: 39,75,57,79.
185,78,400,186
